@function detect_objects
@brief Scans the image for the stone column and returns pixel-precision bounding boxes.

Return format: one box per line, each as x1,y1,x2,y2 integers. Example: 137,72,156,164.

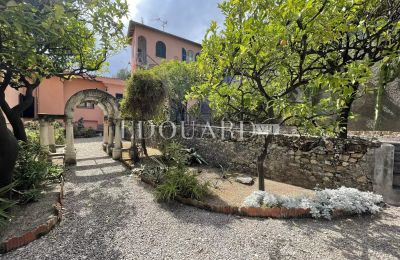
106,118,114,156
112,118,122,160
39,119,49,152
121,119,125,140
48,121,56,153
102,117,109,151
65,118,76,165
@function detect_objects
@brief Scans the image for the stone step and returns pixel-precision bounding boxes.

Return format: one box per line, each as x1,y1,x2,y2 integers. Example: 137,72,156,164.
393,185,400,191
393,173,400,186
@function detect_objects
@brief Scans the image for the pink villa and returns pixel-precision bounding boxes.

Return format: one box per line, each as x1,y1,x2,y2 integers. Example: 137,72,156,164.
127,20,202,71
5,20,202,129
5,76,125,129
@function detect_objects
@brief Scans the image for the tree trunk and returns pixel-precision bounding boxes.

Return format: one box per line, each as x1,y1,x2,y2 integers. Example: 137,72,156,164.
0,97,28,141
257,134,273,191
139,121,148,157
0,109,18,188
374,80,386,131
130,120,140,163
338,82,359,139
141,137,148,157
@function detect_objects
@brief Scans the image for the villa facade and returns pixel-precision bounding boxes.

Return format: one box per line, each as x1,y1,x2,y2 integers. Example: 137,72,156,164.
5,76,125,129
5,21,203,129
127,21,202,71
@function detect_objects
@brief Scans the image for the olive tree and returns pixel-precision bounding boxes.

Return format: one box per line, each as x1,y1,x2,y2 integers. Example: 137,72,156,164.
121,70,166,158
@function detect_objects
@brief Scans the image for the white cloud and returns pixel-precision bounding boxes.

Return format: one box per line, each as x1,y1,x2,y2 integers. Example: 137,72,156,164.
122,0,142,26
106,0,224,76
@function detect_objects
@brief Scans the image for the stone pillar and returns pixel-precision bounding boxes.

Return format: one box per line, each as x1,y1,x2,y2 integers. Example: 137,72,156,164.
121,119,125,140
102,118,109,151
112,118,122,160
39,119,49,152
106,118,114,156
65,118,76,165
48,121,56,153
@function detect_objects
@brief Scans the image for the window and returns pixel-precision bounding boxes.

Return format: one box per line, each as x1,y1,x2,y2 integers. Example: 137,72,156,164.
155,41,166,58
137,36,147,64
116,93,123,101
77,101,95,109
187,50,194,62
19,94,35,118
182,48,186,61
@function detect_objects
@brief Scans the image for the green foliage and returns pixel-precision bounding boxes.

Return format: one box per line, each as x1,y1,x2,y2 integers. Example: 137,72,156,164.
152,60,201,101
13,141,62,202
25,121,65,144
0,0,128,87
114,68,131,80
25,121,40,143
121,69,167,120
74,127,97,138
374,56,400,130
73,119,98,138
151,60,201,122
191,0,400,137
154,167,210,202
154,141,210,201
161,141,187,167
0,182,16,227
53,121,65,145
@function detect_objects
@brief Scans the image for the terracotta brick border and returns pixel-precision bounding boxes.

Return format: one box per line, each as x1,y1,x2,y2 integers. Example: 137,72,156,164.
0,177,65,254
127,161,356,219
139,175,313,218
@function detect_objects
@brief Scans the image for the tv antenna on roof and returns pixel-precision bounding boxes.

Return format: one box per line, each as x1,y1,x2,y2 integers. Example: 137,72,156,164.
153,18,167,31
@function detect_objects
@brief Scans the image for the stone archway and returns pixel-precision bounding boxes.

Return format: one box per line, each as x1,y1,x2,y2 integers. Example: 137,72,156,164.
64,89,122,164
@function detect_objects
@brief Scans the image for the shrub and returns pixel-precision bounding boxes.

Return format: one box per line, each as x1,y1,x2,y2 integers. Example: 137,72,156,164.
309,187,383,219
140,165,167,185
25,121,40,143
74,126,98,138
84,127,97,138
53,121,65,145
161,141,187,166
24,120,66,145
0,183,16,227
242,187,384,219
155,167,210,202
13,141,63,203
153,141,210,202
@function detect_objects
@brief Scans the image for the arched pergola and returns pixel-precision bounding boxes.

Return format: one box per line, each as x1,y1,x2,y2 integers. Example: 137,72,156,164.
64,89,122,164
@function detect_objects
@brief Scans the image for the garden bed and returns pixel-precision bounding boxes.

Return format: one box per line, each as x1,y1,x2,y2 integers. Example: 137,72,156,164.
193,166,314,207
0,181,64,253
123,145,383,220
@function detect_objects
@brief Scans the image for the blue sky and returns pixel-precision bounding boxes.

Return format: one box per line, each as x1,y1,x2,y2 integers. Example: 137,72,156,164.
104,0,224,77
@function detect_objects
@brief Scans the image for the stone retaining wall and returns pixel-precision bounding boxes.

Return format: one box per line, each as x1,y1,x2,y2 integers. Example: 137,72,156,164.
146,125,381,191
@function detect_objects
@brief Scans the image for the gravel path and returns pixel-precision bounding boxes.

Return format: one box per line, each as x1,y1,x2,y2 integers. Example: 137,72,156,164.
2,137,400,260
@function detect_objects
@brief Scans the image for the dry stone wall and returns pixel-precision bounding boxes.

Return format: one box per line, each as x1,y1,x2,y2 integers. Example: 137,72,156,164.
147,125,381,191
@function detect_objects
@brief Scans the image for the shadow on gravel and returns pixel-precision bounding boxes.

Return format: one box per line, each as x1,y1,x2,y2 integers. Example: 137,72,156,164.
73,161,123,171
158,201,235,228
59,190,135,259
281,209,400,259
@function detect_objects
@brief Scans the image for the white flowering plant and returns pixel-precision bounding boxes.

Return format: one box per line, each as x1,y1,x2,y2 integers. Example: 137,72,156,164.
241,187,384,219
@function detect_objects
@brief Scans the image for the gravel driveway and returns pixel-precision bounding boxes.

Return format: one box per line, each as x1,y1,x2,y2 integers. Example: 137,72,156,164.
2,137,400,260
